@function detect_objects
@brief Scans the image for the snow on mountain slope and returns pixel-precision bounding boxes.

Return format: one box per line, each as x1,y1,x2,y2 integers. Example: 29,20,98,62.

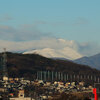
0,38,99,58
23,47,83,60
58,47,82,59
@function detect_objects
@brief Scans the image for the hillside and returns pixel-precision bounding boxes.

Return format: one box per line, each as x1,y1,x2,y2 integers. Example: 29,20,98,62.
0,52,100,80
74,53,100,70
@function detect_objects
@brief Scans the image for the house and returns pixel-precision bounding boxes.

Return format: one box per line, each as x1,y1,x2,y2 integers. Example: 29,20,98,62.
10,90,31,100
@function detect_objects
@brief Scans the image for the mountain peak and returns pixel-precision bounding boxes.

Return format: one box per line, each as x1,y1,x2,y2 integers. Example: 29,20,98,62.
23,47,83,60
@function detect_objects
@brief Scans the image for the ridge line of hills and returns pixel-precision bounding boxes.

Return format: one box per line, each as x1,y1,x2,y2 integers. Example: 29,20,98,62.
74,53,100,70
0,52,100,82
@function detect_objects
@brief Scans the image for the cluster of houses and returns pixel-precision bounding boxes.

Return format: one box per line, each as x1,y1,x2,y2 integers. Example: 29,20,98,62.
33,80,93,93
0,75,94,100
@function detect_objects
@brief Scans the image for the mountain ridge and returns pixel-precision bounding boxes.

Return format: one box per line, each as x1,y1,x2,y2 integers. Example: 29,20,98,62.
74,53,100,70
0,52,99,80
23,47,83,60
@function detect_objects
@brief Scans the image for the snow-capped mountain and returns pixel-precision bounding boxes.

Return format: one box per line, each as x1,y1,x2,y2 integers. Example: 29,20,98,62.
23,47,83,60
0,38,99,60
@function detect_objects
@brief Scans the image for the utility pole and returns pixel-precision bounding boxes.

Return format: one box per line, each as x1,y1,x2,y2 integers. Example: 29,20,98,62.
52,71,54,82
37,71,39,80
40,71,42,80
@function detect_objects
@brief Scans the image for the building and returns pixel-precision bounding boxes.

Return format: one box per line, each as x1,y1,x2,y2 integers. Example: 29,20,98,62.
10,90,31,100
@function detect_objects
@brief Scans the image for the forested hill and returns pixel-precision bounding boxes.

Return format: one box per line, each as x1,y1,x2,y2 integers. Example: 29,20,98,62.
0,52,100,78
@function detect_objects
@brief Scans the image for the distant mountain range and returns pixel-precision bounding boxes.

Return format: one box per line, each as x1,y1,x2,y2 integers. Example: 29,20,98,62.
74,53,100,70
23,48,100,70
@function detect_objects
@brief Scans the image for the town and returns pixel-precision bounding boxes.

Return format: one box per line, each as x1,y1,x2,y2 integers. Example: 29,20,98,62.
0,49,98,100
0,0,100,100
0,76,94,100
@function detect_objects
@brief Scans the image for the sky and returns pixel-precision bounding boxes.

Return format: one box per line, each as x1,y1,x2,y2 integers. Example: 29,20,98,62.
0,0,100,56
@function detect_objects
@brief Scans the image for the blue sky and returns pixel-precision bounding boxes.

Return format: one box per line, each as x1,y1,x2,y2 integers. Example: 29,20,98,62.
0,0,100,43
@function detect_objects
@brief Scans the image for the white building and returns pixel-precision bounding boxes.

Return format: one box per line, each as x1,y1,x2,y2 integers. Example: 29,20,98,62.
10,90,31,100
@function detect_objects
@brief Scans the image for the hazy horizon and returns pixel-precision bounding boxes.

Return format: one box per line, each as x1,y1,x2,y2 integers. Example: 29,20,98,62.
0,0,100,57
